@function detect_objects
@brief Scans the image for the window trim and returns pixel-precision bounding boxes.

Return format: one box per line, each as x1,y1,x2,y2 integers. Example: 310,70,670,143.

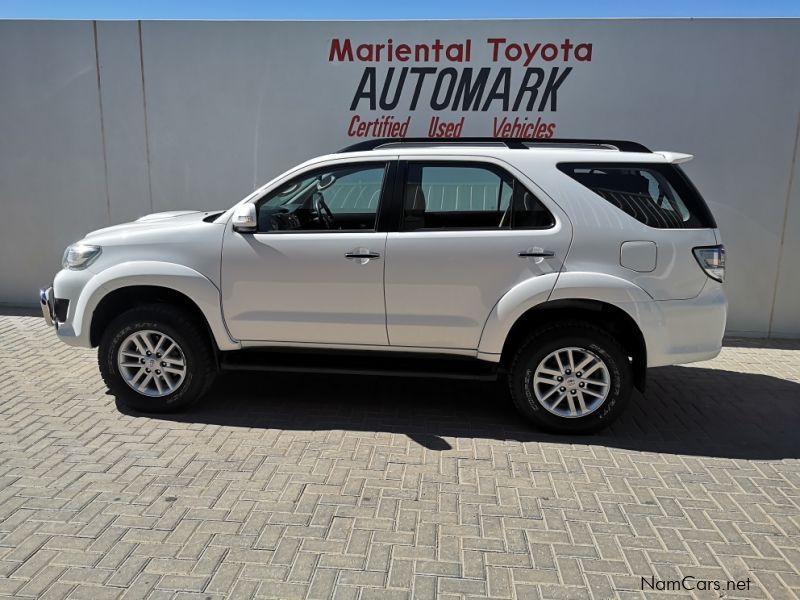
397,159,555,232
253,161,393,234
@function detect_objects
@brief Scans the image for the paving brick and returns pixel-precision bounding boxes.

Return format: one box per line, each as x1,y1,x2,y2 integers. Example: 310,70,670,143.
0,317,797,599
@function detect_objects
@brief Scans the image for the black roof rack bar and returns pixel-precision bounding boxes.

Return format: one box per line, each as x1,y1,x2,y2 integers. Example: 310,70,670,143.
338,137,651,154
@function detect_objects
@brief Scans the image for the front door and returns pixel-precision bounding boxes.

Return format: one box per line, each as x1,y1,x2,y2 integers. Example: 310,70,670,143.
384,158,573,349
221,161,392,345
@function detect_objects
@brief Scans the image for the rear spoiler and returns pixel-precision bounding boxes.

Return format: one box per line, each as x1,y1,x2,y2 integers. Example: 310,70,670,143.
654,151,694,164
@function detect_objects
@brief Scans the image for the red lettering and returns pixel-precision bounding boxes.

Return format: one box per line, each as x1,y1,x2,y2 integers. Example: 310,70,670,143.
523,43,541,67
492,116,556,139
329,38,353,62
575,43,593,61
431,39,443,61
395,44,411,61
541,43,558,61
347,115,363,136
356,44,373,61
428,116,464,137
487,38,506,61
505,43,522,61
560,38,574,60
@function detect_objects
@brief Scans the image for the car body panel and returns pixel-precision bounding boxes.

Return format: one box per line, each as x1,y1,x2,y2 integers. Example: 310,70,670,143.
502,155,718,300
43,143,726,376
220,229,389,345
385,226,571,349
383,153,573,349
53,260,239,351
218,155,397,346
477,271,655,359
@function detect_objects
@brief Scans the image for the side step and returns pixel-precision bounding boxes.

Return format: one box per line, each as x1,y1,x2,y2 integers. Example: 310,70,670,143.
219,348,501,381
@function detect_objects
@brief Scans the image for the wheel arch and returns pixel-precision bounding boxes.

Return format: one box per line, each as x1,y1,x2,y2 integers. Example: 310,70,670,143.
91,285,213,349
499,298,648,391
77,261,239,352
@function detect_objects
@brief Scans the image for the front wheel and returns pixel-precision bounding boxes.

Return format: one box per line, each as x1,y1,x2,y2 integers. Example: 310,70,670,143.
508,322,632,434
98,304,217,413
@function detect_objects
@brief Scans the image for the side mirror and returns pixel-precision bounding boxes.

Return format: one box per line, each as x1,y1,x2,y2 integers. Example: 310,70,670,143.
232,203,257,233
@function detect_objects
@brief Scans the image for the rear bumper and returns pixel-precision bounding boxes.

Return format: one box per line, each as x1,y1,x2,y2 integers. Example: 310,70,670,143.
645,280,727,367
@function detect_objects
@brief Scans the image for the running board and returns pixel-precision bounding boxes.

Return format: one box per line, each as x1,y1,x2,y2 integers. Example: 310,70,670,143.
219,348,500,381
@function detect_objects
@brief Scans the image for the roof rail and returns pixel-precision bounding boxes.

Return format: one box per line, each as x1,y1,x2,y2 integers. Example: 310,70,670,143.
338,137,652,154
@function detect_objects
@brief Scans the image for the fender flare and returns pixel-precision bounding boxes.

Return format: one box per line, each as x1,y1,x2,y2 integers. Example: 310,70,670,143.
477,271,659,359
73,261,240,351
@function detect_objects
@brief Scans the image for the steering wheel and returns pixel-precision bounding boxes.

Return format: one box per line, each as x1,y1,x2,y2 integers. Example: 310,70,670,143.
312,192,336,229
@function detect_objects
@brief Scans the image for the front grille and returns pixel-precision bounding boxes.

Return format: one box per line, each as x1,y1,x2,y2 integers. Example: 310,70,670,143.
54,299,69,322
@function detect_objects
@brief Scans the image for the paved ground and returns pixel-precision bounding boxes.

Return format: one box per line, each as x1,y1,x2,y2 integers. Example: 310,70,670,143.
0,315,798,600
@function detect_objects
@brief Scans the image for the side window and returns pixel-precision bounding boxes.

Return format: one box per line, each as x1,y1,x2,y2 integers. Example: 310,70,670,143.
512,189,556,229
402,163,513,230
256,163,386,232
557,163,715,229
402,162,554,231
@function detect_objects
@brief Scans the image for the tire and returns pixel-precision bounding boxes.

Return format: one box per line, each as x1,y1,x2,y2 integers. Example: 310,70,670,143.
507,321,632,434
98,304,216,413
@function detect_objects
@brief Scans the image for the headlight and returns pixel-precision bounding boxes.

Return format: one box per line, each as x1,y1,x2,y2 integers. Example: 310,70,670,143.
62,244,102,270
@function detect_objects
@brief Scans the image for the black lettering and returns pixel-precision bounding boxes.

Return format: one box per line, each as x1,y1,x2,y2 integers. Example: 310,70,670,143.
481,68,511,111
538,67,572,111
379,67,408,110
409,67,436,110
452,68,490,110
350,68,376,110
431,68,458,110
512,68,545,111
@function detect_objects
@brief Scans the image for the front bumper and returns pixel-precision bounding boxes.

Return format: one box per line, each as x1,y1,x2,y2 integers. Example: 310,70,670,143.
40,286,56,328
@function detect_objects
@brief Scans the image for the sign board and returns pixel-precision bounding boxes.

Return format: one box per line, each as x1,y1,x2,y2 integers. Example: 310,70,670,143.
0,19,799,336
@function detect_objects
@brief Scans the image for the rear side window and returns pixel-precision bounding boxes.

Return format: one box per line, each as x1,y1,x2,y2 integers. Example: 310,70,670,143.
403,164,512,230
402,162,555,231
557,163,716,229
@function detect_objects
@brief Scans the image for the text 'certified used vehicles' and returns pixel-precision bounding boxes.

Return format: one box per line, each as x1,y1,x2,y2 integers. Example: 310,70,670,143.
41,138,726,433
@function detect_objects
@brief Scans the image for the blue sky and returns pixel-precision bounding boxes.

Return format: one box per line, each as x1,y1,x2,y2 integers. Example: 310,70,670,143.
1,0,799,20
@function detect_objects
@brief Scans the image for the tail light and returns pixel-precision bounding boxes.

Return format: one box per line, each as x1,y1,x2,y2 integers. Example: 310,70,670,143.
693,245,725,282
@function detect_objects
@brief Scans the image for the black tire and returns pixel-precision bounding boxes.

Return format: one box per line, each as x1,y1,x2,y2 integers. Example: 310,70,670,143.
507,321,632,434
98,304,216,413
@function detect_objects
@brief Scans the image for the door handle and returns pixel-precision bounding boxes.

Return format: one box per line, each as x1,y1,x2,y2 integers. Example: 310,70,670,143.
345,251,381,259
345,248,381,264
518,250,555,258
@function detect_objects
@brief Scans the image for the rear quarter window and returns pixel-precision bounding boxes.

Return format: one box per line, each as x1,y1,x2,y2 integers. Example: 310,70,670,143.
557,162,716,229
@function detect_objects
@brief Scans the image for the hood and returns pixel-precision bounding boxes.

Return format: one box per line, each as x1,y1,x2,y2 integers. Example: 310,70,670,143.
135,210,205,222
83,210,222,240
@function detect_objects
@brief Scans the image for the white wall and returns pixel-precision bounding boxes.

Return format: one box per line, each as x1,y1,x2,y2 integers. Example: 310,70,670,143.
1,19,799,337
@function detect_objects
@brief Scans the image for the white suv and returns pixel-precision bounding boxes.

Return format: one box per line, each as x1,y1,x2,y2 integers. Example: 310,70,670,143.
40,138,727,433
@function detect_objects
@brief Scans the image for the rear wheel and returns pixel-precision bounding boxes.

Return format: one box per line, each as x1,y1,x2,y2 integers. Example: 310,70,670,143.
508,322,632,434
98,304,216,413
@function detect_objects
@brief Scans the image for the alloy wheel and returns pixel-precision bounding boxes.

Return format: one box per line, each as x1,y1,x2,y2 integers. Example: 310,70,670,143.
530,346,611,418
117,329,187,397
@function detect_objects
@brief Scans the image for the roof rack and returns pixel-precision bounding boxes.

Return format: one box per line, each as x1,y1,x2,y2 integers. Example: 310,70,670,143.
338,137,651,154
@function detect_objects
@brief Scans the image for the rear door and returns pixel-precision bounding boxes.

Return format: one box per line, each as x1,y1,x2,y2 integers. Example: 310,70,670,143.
384,157,573,349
